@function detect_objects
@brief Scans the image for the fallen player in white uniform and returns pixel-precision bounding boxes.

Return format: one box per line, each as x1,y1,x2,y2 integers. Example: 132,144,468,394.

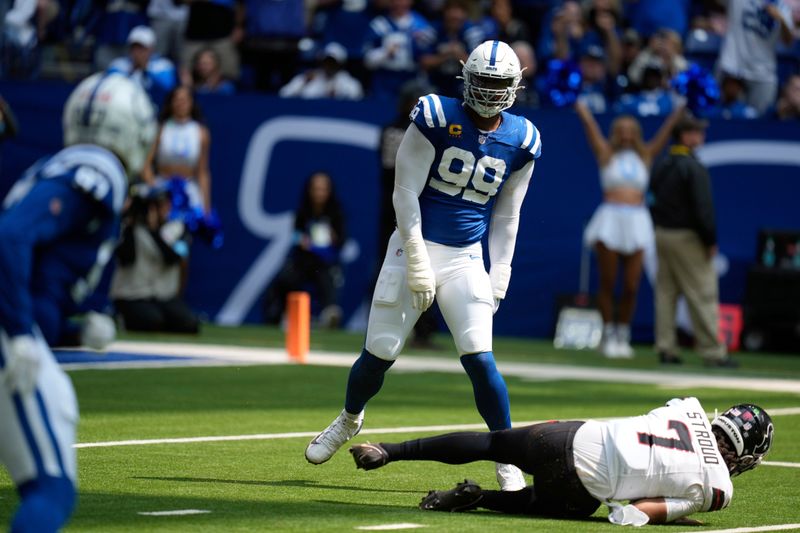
351,398,773,526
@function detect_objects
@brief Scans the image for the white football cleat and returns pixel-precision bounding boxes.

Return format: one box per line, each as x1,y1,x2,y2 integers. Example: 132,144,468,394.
495,463,527,491
305,409,364,465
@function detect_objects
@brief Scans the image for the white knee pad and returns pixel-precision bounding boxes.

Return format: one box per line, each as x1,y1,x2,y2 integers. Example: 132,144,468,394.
365,330,403,361
455,327,492,355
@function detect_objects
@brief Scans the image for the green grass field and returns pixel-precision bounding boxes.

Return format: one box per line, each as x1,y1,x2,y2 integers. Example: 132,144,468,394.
2,326,799,532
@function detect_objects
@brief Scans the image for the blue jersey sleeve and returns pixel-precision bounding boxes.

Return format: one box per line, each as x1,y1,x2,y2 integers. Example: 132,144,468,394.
410,94,451,143
521,117,542,160
0,179,98,337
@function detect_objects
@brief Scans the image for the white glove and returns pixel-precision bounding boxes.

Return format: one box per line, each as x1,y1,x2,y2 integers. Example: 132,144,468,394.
489,264,511,300
82,311,116,351
607,502,650,527
493,298,501,315
5,334,42,395
404,235,435,311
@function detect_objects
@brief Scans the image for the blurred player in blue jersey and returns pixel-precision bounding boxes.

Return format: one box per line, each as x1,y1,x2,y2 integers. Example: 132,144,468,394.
306,40,541,491
0,72,156,532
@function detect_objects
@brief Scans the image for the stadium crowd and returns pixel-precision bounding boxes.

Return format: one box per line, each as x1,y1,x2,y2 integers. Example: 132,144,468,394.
2,0,799,119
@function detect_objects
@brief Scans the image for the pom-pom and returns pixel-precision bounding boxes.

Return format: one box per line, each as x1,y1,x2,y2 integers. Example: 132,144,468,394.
542,59,582,107
671,63,720,116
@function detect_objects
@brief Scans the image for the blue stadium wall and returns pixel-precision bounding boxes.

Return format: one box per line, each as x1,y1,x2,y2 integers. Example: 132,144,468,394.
1,81,798,341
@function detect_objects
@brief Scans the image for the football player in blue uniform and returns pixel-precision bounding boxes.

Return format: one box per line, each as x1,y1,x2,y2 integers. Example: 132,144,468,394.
0,72,156,532
306,40,542,491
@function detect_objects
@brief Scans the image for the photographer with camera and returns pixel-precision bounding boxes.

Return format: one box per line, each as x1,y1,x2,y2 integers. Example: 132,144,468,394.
110,184,200,334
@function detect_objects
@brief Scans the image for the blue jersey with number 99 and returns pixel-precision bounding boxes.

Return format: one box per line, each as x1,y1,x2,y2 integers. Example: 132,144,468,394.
410,94,542,247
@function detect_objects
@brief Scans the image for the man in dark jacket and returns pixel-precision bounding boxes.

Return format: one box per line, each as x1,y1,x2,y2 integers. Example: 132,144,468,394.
649,113,736,368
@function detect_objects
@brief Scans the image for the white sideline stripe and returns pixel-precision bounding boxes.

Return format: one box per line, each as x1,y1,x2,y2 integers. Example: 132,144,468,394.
75,421,537,448
678,524,800,533
63,341,800,394
74,408,800,449
137,509,211,516
763,461,800,469
356,524,425,531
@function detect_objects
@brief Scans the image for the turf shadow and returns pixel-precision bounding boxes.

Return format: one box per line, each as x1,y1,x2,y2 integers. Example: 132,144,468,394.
133,476,420,493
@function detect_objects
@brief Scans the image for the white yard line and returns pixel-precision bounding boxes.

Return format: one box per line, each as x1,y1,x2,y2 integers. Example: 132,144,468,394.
137,509,211,516
74,421,534,448
75,408,800,449
355,524,425,531
61,340,800,394
762,461,800,469
678,524,800,533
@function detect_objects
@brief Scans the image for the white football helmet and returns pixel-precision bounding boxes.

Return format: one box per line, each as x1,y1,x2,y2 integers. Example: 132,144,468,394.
461,40,523,118
63,72,157,177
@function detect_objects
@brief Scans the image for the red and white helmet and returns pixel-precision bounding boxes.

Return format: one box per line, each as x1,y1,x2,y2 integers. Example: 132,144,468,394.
461,40,523,118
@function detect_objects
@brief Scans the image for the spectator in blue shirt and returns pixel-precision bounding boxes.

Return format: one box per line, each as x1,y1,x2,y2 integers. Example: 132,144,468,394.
615,57,675,117
547,0,622,77
627,28,688,90
539,0,582,61
363,0,436,100
420,0,484,97
578,43,613,113
312,0,374,67
92,0,150,70
108,25,178,105
183,0,243,84
191,47,236,94
479,0,531,46
705,74,758,119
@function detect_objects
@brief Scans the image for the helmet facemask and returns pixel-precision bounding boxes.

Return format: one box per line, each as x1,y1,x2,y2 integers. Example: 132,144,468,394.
461,68,522,117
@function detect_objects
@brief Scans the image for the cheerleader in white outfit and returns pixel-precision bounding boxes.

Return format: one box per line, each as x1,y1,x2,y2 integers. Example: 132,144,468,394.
575,99,683,358
142,86,212,213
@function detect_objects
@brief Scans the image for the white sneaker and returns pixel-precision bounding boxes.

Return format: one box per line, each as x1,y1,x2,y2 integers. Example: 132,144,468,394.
495,463,527,491
305,409,364,464
600,338,621,358
615,340,634,359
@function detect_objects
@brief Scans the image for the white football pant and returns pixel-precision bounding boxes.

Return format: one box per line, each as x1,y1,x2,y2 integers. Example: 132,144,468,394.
366,230,494,360
0,330,78,486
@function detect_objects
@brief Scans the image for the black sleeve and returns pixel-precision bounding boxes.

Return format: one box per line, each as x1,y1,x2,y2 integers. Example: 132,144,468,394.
116,225,137,266
0,97,19,141
294,208,309,233
689,161,717,247
331,206,346,247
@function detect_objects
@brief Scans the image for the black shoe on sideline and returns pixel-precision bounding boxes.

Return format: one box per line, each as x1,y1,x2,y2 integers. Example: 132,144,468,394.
419,479,483,512
659,352,683,365
705,357,739,369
